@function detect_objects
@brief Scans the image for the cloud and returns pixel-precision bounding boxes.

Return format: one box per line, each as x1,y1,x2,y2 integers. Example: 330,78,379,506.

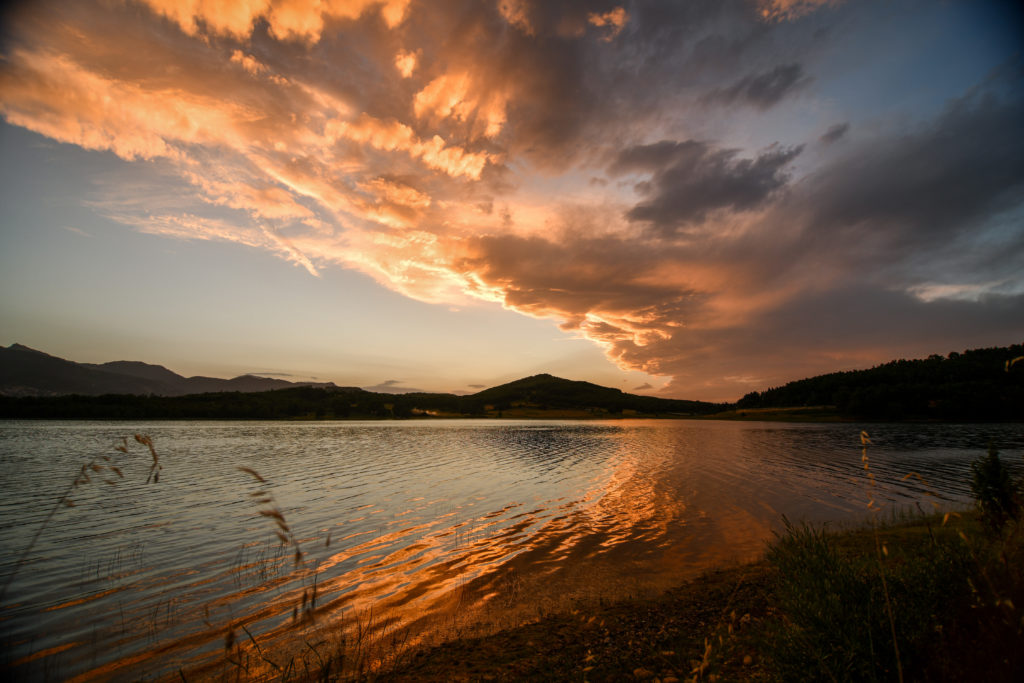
1,0,1021,402
758,0,841,22
797,76,1024,256
819,122,849,145
413,71,509,140
702,63,811,110
107,211,322,276
443,68,1024,399
364,379,424,393
587,7,629,41
611,140,803,234
633,382,653,391
394,49,418,78
133,0,411,43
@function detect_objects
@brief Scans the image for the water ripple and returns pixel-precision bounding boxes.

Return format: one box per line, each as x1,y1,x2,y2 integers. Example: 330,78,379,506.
0,419,1020,679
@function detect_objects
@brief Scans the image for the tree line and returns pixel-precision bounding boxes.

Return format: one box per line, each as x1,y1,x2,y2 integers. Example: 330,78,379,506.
736,344,1024,421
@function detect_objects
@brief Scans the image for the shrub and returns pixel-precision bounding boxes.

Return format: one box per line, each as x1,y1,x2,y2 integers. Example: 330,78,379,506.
970,445,1020,531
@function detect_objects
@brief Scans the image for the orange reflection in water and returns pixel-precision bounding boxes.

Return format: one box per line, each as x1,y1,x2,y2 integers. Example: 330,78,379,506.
52,424,784,680
8,420,1001,680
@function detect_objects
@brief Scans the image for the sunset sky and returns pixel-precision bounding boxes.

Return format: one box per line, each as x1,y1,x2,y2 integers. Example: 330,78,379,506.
1,0,1022,401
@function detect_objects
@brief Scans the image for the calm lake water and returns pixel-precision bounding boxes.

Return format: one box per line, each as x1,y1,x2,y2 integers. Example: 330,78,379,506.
1,419,1021,680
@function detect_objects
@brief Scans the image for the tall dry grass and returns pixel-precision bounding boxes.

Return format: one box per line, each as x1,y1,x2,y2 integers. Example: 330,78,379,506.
764,435,1024,682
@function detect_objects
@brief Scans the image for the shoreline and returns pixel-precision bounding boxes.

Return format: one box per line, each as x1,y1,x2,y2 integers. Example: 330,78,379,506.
361,510,1020,682
1,412,1016,423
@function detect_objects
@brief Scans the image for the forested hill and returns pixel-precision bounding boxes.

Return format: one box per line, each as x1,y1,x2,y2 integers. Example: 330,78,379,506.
736,344,1024,421
471,374,718,415
0,374,724,420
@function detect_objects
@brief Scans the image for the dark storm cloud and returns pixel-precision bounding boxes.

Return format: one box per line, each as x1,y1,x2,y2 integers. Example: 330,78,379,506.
800,73,1024,253
818,122,849,145
613,287,1024,399
702,63,810,110
452,62,1024,400
753,286,1024,353
461,232,703,321
610,140,803,233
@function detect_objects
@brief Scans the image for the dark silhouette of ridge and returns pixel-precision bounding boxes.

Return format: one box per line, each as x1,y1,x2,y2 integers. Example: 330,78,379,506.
0,344,335,397
735,344,1023,421
469,373,715,415
0,346,724,419
5,343,1018,421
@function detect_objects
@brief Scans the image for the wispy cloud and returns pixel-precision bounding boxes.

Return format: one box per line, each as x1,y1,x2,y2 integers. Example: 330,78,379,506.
702,63,811,110
364,379,424,393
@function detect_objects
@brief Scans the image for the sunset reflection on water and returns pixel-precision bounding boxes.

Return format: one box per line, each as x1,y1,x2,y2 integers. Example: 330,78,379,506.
1,419,1020,679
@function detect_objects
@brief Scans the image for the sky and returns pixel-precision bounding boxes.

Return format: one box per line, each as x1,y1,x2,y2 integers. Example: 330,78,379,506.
0,0,1022,401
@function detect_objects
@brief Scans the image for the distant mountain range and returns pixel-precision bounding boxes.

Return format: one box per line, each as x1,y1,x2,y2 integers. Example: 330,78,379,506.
0,344,337,397
3,343,1021,421
0,344,722,419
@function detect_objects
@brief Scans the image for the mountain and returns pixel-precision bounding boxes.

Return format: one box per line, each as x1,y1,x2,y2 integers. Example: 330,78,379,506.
4,343,1021,421
0,353,724,419
0,344,336,397
472,374,716,415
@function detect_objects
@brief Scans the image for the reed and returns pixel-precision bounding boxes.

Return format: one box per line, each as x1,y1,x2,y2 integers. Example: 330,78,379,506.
0,434,163,604
237,467,305,572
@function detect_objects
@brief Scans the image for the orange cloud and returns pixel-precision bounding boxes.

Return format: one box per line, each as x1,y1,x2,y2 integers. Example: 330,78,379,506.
757,0,841,22
133,0,410,42
414,72,509,140
0,0,856,399
587,7,628,41
183,171,316,221
134,0,267,39
497,0,534,35
394,49,418,78
330,114,493,180
229,50,268,76
360,178,431,210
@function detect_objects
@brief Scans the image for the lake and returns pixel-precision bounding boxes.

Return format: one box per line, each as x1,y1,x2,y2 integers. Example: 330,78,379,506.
1,419,1021,680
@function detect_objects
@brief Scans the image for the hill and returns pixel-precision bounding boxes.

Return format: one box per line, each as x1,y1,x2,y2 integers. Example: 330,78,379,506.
0,344,336,397
735,344,1024,421
5,343,1019,421
472,373,715,415
0,371,724,420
